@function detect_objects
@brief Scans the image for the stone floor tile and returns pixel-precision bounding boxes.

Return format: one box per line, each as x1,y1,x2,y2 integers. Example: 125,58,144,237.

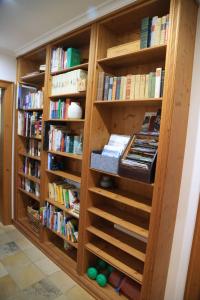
0,261,8,278
15,237,34,251
48,270,76,292
1,251,31,272
23,246,46,263
64,285,94,300
0,233,14,246
0,241,20,259
22,277,62,300
35,257,60,275
0,274,20,299
10,262,45,289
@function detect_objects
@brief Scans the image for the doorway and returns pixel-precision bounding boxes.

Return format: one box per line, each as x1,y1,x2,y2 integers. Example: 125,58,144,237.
0,80,14,225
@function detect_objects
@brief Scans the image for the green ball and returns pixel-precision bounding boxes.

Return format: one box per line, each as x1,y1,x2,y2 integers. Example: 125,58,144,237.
107,265,114,274
96,273,107,287
87,267,98,280
97,259,107,270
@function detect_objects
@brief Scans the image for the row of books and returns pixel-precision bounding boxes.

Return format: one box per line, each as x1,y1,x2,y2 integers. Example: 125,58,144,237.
21,178,40,197
48,180,80,209
97,68,164,101
51,69,87,96
140,14,169,49
41,203,78,243
51,47,81,73
50,99,70,119
19,90,43,110
27,140,42,157
18,111,42,138
48,125,83,154
22,157,40,178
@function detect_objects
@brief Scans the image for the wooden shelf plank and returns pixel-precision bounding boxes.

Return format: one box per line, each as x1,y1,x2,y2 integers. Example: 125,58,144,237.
18,108,43,112
18,217,39,239
46,169,81,183
94,98,162,106
97,45,166,68
47,150,82,160
88,187,151,214
18,152,41,161
87,225,146,262
90,168,154,189
87,206,149,239
46,227,78,249
51,62,88,76
20,72,45,84
46,198,79,219
18,172,40,184
47,118,85,122
49,91,86,99
18,187,40,202
85,242,143,284
18,134,42,141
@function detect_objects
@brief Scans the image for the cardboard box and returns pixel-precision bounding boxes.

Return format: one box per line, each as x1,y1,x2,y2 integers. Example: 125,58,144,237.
107,40,140,58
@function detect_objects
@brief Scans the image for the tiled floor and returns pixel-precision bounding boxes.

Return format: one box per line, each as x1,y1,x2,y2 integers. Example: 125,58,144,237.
0,223,94,300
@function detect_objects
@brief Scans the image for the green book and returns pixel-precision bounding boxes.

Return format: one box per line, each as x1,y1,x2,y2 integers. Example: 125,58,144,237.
58,99,61,119
140,17,151,49
69,136,74,153
67,48,81,68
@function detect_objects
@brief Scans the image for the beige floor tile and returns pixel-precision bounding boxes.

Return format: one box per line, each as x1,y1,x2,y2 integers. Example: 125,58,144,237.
0,274,20,299
0,261,8,278
23,246,46,263
7,229,25,241
15,237,34,251
64,285,94,300
0,233,14,245
35,257,60,275
1,251,31,272
10,262,45,289
48,270,76,292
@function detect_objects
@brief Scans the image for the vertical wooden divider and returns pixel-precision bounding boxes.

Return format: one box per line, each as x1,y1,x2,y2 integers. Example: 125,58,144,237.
77,23,98,274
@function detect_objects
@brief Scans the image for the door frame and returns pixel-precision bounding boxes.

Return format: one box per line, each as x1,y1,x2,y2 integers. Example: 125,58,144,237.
0,80,14,225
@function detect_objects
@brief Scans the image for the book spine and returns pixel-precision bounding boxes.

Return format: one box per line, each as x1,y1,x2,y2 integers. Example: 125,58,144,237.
151,72,156,98
150,16,158,47
115,77,121,100
160,16,167,45
112,77,117,100
125,75,132,100
130,75,136,100
139,74,146,99
160,70,165,97
145,74,149,99
108,77,114,100
155,68,162,98
140,17,150,49
103,76,110,100
135,75,141,99
154,17,162,46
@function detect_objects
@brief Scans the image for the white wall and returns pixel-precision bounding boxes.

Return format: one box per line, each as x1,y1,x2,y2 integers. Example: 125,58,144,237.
164,7,200,300
0,52,16,82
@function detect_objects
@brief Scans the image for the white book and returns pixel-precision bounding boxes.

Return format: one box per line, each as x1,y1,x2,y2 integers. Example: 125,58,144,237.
150,16,158,47
155,67,162,98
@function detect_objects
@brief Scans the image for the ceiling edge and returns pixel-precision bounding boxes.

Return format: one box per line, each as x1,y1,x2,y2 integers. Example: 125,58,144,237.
15,0,136,57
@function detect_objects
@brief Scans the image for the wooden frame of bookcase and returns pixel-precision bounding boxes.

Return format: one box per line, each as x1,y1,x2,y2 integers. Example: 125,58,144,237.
14,0,198,299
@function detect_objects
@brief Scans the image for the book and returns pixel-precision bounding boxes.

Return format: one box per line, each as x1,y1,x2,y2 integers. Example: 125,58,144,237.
125,74,132,100
140,17,152,49
155,68,162,98
160,15,167,45
139,74,146,99
67,48,80,68
154,17,162,46
135,75,141,99
103,75,110,100
150,16,158,47
97,72,105,100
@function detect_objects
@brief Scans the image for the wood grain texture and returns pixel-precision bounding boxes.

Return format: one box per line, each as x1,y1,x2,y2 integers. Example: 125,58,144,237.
141,0,198,299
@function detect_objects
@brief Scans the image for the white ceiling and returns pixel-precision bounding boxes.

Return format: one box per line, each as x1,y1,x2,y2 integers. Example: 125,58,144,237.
0,0,134,56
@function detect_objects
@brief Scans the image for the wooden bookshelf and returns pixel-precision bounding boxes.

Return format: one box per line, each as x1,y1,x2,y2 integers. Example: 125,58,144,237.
14,1,198,300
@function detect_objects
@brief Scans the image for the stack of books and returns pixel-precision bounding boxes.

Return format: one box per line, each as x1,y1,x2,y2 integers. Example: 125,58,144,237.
48,125,83,154
41,203,78,243
48,180,80,210
18,89,43,110
97,68,164,101
140,14,169,49
21,178,40,197
51,47,81,72
27,140,41,157
18,111,43,138
23,157,40,178
51,69,87,96
49,99,70,119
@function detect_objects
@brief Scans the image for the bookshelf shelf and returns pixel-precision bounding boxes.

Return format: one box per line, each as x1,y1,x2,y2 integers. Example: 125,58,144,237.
46,227,78,249
18,217,40,238
18,187,40,202
20,72,45,84
47,118,85,123
46,198,79,219
47,150,82,160
87,206,149,239
18,108,43,112
94,98,162,106
19,152,41,161
49,91,86,99
87,224,146,262
97,45,166,68
18,134,42,141
85,241,143,284
88,187,151,213
46,169,81,183
18,172,40,184
51,62,88,76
